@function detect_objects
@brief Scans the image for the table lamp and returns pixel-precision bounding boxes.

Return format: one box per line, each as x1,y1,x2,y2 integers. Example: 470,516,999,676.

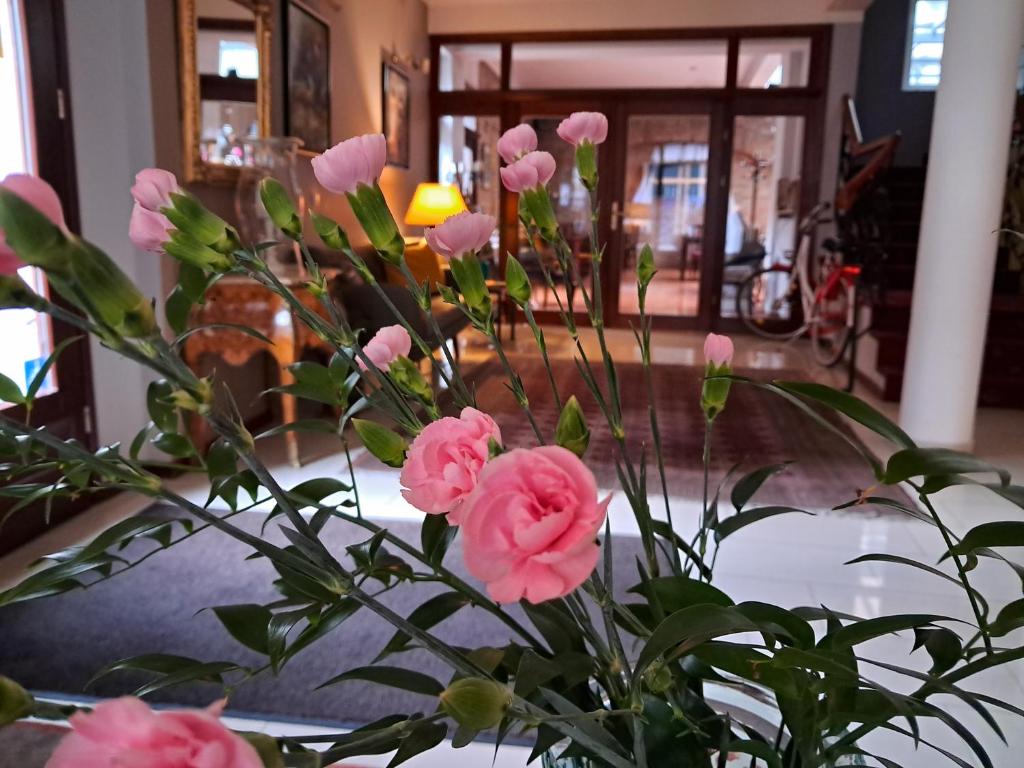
404,183,468,233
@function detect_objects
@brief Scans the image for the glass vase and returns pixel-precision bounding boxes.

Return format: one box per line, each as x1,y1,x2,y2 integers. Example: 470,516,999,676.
234,136,305,274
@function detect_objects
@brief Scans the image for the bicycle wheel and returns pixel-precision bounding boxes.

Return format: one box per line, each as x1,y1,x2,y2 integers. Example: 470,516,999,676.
809,278,853,367
736,269,798,340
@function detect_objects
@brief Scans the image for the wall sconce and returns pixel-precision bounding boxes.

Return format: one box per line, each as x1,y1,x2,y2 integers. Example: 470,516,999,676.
387,44,429,74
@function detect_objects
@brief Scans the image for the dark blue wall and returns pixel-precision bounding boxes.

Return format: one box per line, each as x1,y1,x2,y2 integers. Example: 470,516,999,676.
855,0,936,167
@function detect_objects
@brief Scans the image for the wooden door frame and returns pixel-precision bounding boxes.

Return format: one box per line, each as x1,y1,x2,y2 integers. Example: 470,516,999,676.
429,24,833,333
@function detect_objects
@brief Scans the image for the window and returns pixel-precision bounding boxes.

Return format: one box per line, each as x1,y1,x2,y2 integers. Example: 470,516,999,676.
904,0,947,91
737,38,811,89
438,44,501,92
0,0,56,402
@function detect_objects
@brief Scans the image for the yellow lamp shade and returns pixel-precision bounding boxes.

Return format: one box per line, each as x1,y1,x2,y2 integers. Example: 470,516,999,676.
404,183,468,227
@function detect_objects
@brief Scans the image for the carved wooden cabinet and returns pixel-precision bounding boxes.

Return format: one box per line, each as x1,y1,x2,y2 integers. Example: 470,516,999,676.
183,276,333,466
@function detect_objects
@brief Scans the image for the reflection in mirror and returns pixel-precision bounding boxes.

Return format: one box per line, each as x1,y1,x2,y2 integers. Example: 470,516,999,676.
196,0,259,166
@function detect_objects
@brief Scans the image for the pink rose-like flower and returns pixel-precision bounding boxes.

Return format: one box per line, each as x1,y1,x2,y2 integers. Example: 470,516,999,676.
499,151,556,193
424,211,496,259
131,168,179,212
461,446,610,604
46,697,263,768
556,112,609,146
400,406,501,522
358,324,411,372
129,202,174,253
703,332,735,367
0,174,67,275
496,124,538,164
311,134,387,195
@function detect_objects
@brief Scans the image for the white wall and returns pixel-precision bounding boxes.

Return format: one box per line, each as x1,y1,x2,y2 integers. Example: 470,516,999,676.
427,0,866,34
65,0,161,449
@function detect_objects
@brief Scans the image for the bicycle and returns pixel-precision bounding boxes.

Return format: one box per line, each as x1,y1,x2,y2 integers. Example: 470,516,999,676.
735,202,866,367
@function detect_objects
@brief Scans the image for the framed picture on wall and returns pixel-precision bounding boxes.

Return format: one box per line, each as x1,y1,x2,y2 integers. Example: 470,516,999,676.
284,1,331,154
382,63,410,168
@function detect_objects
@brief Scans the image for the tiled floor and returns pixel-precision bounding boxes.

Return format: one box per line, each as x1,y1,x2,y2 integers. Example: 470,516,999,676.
3,327,1023,767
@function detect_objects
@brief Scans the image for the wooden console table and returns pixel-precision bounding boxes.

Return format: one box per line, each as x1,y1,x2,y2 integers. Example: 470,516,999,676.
183,276,334,467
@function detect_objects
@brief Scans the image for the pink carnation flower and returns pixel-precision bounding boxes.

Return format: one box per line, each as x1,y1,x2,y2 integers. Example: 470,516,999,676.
131,168,179,212
496,124,538,164
129,202,174,253
556,111,609,146
400,406,501,523
311,134,387,195
703,332,734,367
0,174,66,275
358,324,411,372
461,446,610,604
424,211,496,258
46,697,262,768
499,151,556,193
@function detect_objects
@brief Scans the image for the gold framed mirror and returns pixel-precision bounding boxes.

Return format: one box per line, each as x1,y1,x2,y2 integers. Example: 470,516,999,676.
177,0,273,185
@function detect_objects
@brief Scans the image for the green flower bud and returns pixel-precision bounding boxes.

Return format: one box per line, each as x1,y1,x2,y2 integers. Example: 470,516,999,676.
521,187,559,242
701,362,732,421
346,182,404,264
575,141,598,191
164,192,239,253
164,230,235,273
68,242,158,338
0,274,38,309
504,255,532,306
352,418,407,468
439,678,511,732
0,188,70,275
260,178,302,240
555,395,590,458
388,356,434,406
449,252,491,325
312,212,350,252
0,676,35,726
437,283,459,305
637,244,656,291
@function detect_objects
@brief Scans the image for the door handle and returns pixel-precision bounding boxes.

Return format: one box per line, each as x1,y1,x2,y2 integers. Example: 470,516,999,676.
610,201,623,232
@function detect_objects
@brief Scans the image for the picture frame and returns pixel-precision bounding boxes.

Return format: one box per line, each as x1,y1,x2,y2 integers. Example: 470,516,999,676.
283,0,331,155
382,62,410,168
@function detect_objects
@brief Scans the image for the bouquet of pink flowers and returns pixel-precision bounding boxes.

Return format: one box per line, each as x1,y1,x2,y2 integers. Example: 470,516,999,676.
0,112,1022,768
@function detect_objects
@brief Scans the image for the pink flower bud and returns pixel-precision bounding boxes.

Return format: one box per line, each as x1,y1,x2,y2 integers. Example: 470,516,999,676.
499,151,556,193
556,111,609,146
130,168,179,212
424,211,496,259
311,133,387,195
496,124,538,164
0,173,66,275
46,697,263,768
358,324,412,372
703,333,734,367
129,202,173,253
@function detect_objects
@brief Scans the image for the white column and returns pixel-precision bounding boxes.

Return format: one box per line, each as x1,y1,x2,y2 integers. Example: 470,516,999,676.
899,0,1024,449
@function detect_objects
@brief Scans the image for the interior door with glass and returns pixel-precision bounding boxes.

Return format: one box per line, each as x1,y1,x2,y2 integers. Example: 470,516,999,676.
609,107,722,328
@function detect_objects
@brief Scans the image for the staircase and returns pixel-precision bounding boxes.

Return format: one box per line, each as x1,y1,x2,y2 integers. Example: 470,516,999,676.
866,166,1024,408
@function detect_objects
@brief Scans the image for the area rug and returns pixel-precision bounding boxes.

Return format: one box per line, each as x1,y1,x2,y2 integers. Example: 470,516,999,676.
362,355,906,512
0,513,648,733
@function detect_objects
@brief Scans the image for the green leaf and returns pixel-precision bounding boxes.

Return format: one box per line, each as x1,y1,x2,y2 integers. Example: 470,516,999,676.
821,614,950,649
523,600,587,655
174,323,273,348
726,739,782,768
317,665,444,697
352,419,407,468
153,432,193,457
627,576,734,613
147,380,178,433
211,604,272,654
912,627,962,674
420,512,457,567
0,372,25,405
883,448,1010,486
948,521,1024,556
735,601,815,649
164,285,193,335
88,654,244,696
636,605,760,675
730,463,790,511
240,732,285,768
774,381,915,449
0,676,34,726
256,419,338,439
715,505,812,541
649,520,712,579
387,720,447,767
25,335,81,402
377,592,471,660
989,598,1024,637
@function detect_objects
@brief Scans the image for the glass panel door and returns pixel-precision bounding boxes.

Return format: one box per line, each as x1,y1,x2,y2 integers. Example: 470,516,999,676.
0,0,56,403
720,114,806,322
616,113,712,320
